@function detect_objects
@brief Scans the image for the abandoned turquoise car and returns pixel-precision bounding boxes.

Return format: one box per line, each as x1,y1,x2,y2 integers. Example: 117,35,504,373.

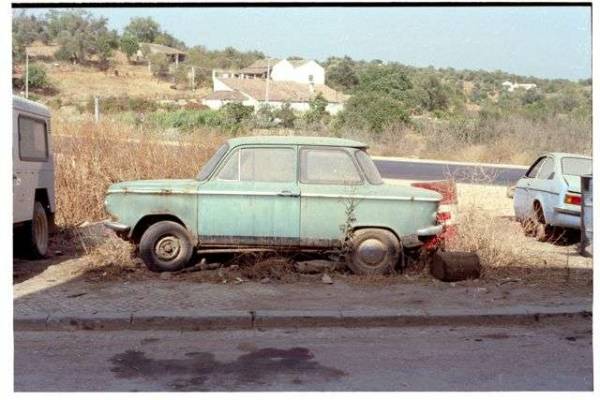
104,136,443,275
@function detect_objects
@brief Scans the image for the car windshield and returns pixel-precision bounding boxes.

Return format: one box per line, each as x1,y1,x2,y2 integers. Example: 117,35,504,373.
355,149,383,185
561,157,592,176
196,143,229,180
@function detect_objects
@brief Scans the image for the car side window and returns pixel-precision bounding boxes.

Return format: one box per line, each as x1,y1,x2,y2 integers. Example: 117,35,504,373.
526,157,545,178
536,158,555,180
216,147,296,182
239,147,296,182
300,148,362,184
18,115,48,162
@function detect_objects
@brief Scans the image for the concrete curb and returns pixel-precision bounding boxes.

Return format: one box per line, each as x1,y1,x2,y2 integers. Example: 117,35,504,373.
14,306,592,332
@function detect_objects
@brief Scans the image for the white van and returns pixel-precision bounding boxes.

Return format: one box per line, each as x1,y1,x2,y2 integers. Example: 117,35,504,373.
13,96,55,257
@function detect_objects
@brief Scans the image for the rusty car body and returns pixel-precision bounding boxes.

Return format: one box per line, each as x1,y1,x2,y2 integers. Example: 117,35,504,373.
104,136,443,274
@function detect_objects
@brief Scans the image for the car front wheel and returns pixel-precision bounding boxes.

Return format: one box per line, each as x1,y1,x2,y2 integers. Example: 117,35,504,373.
346,229,400,275
139,221,193,272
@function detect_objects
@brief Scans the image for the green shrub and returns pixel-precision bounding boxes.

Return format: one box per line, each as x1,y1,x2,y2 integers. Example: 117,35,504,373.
27,63,49,89
85,96,158,114
220,102,254,127
340,92,409,133
275,103,297,128
147,109,223,131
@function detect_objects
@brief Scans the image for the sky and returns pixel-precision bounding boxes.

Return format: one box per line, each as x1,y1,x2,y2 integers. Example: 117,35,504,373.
19,6,592,80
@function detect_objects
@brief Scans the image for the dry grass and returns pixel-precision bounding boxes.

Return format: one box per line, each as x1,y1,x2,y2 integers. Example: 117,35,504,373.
52,114,224,227
339,115,591,165
35,60,209,104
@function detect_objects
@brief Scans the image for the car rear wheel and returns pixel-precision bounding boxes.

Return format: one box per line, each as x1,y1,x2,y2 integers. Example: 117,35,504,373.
532,204,558,242
346,229,400,275
26,201,49,258
139,221,193,272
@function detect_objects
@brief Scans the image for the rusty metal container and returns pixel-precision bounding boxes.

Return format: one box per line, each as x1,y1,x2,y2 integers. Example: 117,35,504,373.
580,174,593,257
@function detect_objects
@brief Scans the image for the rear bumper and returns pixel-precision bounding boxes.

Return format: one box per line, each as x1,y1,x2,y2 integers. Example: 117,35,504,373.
416,224,444,236
554,206,581,217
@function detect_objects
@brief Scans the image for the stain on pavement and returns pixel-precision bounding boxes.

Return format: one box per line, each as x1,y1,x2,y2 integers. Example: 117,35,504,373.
109,346,346,390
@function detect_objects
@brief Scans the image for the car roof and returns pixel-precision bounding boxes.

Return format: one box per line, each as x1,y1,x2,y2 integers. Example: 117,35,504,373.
13,95,51,118
226,136,368,149
540,152,592,160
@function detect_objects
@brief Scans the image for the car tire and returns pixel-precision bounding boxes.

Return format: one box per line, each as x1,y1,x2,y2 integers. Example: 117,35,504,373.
346,229,400,275
520,217,536,237
532,205,556,242
26,201,49,258
139,221,193,272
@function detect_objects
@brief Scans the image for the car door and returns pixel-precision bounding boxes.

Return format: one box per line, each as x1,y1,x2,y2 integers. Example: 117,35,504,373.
514,156,544,219
298,146,365,246
197,145,300,246
527,156,560,224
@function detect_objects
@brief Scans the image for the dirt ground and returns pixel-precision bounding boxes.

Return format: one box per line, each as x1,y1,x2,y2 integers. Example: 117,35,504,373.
13,182,593,290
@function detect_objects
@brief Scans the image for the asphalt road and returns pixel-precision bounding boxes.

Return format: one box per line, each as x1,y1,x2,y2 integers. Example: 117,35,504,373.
374,158,527,186
15,321,592,391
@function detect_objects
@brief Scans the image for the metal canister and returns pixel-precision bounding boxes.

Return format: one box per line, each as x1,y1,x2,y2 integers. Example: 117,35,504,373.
580,174,593,257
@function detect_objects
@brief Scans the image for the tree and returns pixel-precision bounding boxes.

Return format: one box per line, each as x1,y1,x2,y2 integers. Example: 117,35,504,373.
120,35,140,61
326,57,359,92
419,75,450,111
12,11,49,61
123,17,160,43
46,10,117,64
355,65,412,102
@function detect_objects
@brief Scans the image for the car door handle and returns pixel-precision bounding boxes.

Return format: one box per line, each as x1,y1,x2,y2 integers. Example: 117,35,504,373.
278,190,299,197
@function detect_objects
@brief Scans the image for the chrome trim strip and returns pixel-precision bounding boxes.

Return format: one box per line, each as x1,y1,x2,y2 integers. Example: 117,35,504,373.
301,193,441,202
106,189,440,202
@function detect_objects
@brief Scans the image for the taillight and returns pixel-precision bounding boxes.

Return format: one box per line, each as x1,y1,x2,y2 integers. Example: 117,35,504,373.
437,211,451,223
565,193,581,206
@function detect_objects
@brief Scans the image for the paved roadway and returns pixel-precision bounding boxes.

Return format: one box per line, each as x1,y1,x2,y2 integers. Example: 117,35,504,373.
15,320,592,391
373,158,528,186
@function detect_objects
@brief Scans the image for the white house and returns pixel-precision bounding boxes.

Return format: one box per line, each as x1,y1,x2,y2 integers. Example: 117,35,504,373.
271,59,325,85
237,58,325,85
203,75,348,115
502,81,537,92
203,58,346,114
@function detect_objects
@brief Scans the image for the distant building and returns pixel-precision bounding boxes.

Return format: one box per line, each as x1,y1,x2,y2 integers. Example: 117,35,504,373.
203,58,346,114
502,81,537,92
136,43,186,65
230,58,325,85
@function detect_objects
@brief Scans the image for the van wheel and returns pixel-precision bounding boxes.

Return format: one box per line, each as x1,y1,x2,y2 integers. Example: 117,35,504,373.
346,229,400,275
139,221,193,272
27,201,49,258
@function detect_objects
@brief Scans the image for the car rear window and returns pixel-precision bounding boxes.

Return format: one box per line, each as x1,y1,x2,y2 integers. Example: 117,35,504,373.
355,150,383,185
197,143,229,180
562,157,592,176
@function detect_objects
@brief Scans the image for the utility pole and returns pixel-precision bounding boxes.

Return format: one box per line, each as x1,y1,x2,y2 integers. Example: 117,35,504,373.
25,50,29,99
94,96,99,123
191,66,195,92
265,58,270,105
